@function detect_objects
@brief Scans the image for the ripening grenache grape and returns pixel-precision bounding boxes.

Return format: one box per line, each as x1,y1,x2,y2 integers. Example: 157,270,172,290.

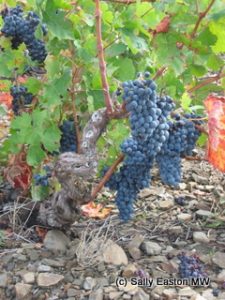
0,6,47,63
10,85,34,115
59,120,77,153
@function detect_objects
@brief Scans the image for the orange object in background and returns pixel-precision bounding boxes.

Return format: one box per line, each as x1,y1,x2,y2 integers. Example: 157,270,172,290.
0,92,12,109
204,95,225,172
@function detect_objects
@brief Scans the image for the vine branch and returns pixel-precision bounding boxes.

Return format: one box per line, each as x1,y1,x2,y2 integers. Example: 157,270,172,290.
103,0,156,3
91,154,125,201
191,0,216,38
95,0,113,115
187,73,225,93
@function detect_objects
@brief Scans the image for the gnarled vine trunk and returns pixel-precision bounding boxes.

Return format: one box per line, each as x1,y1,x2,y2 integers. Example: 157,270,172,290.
38,108,109,228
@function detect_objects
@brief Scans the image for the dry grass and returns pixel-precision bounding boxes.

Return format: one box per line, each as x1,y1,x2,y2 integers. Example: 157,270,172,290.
76,217,114,267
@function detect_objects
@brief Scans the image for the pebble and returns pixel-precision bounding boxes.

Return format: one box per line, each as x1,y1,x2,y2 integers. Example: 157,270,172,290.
122,264,137,278
37,264,52,272
0,273,8,287
140,241,162,256
212,252,225,268
42,258,65,267
83,276,96,290
217,270,225,282
43,230,70,252
103,240,128,266
196,210,213,218
163,288,177,299
15,283,32,299
158,199,174,209
193,231,210,243
133,288,150,300
177,213,192,222
89,289,104,300
37,273,64,287
22,272,35,284
67,288,78,297
109,291,123,300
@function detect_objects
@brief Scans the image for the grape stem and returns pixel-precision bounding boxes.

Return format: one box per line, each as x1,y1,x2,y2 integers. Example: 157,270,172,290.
95,0,113,115
153,67,167,80
191,0,216,38
90,154,125,201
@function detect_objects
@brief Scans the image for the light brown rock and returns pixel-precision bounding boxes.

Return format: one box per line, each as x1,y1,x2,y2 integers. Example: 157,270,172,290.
212,252,225,268
37,273,64,287
193,231,210,244
15,283,32,300
22,272,35,284
159,199,174,210
177,213,192,222
103,240,128,266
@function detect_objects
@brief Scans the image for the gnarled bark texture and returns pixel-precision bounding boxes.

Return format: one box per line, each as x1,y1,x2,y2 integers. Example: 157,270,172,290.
38,108,109,228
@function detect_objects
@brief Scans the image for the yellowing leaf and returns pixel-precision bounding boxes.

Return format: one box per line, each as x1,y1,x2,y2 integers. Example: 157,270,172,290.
81,202,112,219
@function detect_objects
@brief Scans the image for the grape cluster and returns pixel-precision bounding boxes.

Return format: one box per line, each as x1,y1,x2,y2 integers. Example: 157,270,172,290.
33,166,51,187
10,85,33,115
1,5,47,63
178,253,206,278
59,120,77,153
105,73,175,221
156,115,201,186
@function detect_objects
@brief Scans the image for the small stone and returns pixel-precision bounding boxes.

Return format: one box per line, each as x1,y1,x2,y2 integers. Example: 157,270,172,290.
193,231,210,244
119,281,139,295
178,287,197,297
177,213,192,222
109,291,123,300
159,199,174,210
196,210,213,218
16,254,27,261
205,185,214,192
168,226,183,235
179,183,187,190
37,273,64,287
0,273,8,287
103,240,128,266
29,251,39,261
67,289,78,297
22,272,35,284
128,247,142,260
192,294,207,300
83,277,96,290
163,288,177,299
202,289,218,300
217,270,225,282
89,289,104,300
133,288,150,300
128,234,144,249
97,262,105,272
122,264,137,278
43,230,70,252
192,174,208,184
15,283,32,299
42,258,65,267
37,264,52,272
140,241,162,256
97,277,109,287
212,252,225,268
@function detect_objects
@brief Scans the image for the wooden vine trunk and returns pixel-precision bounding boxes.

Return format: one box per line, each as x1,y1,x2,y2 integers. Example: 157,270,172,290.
38,108,109,228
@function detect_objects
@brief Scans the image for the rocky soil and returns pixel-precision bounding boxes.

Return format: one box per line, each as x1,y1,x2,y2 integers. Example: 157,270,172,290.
0,150,225,300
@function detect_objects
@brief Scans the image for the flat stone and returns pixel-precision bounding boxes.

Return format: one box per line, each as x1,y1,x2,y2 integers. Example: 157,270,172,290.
83,277,96,290
22,272,35,284
89,289,104,300
202,289,218,300
192,294,207,300
193,231,210,244
67,289,78,297
140,241,162,256
168,226,183,235
212,252,225,268
119,281,139,295
179,183,187,190
163,288,178,299
43,230,70,252
178,287,197,297
42,258,65,267
132,288,150,300
217,270,225,282
177,213,192,222
0,273,8,287
122,264,137,278
37,264,52,272
37,273,64,287
158,199,174,210
128,247,142,260
196,210,213,218
15,283,32,299
128,234,144,249
103,240,128,266
109,291,123,300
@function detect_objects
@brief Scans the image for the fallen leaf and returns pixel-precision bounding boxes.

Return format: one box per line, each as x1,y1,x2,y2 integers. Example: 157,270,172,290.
81,201,112,219
0,92,13,109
